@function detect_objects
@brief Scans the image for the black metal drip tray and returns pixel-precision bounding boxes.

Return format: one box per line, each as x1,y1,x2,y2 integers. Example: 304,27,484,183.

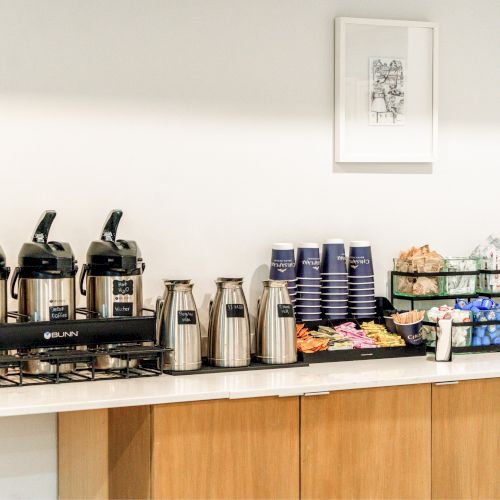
0,344,168,388
104,345,168,361
164,359,309,376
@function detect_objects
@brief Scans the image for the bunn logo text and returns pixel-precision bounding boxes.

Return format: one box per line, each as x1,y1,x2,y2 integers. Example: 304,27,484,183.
43,331,79,340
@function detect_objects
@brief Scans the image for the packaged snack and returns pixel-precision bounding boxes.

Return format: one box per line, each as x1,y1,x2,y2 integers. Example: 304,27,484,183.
394,245,444,296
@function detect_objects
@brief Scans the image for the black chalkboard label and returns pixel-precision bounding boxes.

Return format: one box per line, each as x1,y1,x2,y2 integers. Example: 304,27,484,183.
226,304,245,318
177,310,197,325
49,305,69,321
277,304,294,318
113,302,133,317
113,280,134,296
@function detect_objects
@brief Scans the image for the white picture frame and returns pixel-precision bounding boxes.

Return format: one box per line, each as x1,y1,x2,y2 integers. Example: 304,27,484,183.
335,17,438,163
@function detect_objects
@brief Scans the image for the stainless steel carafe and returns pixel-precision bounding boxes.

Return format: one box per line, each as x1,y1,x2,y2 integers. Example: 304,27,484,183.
208,278,250,367
158,281,201,371
256,280,297,364
11,211,77,375
156,279,191,343
80,210,145,370
0,246,10,376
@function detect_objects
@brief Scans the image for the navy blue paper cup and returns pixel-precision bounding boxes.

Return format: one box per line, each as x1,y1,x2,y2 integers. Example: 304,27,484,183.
322,299,348,305
321,281,348,288
298,291,321,299
349,307,376,314
321,239,347,274
297,316,322,322
349,299,376,305
270,243,296,281
297,309,321,315
322,296,348,303
324,295,348,301
297,279,321,288
298,288,322,295
296,298,321,307
296,244,321,279
349,287,375,294
348,241,374,277
323,285,348,290
348,279,374,285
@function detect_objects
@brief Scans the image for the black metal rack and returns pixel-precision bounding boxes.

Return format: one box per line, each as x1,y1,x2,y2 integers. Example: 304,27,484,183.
390,270,479,309
423,320,500,354
0,311,168,388
476,269,500,297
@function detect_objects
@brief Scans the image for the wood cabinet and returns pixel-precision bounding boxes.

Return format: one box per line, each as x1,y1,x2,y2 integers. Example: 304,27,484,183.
432,378,500,500
59,396,299,500
58,378,500,500
301,384,432,499
151,397,299,499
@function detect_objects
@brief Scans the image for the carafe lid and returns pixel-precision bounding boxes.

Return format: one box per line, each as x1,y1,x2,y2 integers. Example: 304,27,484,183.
17,211,76,275
86,210,143,273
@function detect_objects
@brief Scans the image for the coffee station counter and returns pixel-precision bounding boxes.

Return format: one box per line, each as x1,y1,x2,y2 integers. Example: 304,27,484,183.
0,352,498,417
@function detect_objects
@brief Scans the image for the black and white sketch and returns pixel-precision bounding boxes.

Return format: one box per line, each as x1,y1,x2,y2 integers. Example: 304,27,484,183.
369,57,405,125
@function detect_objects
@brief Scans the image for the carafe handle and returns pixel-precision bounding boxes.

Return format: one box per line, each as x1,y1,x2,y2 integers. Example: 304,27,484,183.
101,209,123,242
10,267,20,300
155,296,165,342
32,210,56,243
79,264,88,296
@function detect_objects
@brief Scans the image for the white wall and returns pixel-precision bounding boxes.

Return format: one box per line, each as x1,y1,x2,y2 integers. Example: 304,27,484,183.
0,1,498,498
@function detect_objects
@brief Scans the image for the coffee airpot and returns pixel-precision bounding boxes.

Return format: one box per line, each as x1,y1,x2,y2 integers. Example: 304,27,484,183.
80,209,144,369
10,210,78,374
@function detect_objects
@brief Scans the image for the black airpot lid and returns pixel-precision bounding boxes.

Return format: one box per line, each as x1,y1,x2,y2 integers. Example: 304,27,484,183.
18,211,76,274
86,210,143,272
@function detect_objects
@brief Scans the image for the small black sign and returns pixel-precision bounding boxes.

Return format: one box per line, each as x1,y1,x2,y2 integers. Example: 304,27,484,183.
113,280,134,296
277,304,294,318
113,302,133,317
49,305,69,321
177,310,197,325
226,304,245,318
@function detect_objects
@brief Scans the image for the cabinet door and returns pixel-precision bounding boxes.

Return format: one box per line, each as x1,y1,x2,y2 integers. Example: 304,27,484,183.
151,396,299,500
301,385,431,499
432,378,500,500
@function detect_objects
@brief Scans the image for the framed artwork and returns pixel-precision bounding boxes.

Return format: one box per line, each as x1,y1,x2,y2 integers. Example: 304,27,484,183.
335,17,438,163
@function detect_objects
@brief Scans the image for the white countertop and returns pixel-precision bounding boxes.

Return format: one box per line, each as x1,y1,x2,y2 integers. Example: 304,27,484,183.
0,353,499,417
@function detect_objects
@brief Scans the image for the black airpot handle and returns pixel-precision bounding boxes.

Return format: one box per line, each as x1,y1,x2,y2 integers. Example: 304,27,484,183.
32,210,56,243
101,209,123,242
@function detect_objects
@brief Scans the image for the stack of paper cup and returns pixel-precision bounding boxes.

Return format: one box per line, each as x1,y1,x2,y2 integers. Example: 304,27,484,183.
348,241,376,318
320,239,348,320
295,243,321,322
270,243,297,305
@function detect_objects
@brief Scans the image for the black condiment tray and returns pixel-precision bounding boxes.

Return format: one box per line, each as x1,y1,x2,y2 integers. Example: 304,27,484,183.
297,315,427,364
164,358,309,376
